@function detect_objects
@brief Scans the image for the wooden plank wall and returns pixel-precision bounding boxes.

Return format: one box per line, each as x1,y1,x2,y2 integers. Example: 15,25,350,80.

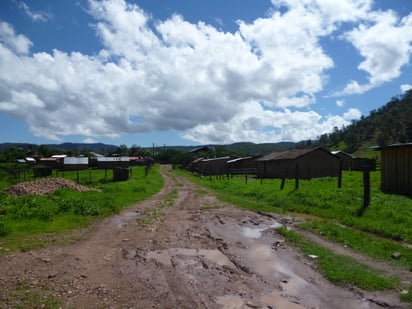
381,145,412,197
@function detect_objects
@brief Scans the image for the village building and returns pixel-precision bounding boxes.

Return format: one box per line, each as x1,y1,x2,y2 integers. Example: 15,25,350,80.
198,156,231,176
256,147,340,179
374,143,412,197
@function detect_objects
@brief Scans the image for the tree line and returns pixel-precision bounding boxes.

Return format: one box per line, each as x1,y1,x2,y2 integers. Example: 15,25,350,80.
318,89,412,153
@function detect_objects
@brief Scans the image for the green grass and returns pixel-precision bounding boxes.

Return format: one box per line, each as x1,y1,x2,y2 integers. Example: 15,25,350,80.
176,170,412,243
278,227,399,291
137,189,177,227
300,220,412,271
0,165,164,252
5,279,62,309
175,168,412,299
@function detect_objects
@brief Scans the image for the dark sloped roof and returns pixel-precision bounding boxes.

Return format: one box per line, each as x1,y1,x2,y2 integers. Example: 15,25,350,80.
256,147,332,161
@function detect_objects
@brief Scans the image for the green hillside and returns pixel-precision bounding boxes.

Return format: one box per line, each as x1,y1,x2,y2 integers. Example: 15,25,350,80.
319,89,412,156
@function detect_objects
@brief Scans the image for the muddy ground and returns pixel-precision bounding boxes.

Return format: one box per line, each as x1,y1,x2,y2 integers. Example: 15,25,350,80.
0,165,409,308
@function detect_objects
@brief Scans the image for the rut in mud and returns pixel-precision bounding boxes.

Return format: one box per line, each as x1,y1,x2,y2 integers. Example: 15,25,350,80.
0,165,408,308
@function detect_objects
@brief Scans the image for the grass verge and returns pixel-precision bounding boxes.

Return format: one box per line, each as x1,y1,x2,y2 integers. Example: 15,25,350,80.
0,165,164,253
278,227,399,291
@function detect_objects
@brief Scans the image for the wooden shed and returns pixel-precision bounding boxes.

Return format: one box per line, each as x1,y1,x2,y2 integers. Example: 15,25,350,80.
332,151,376,171
331,150,353,170
227,157,258,175
256,147,340,179
199,157,230,176
375,143,412,197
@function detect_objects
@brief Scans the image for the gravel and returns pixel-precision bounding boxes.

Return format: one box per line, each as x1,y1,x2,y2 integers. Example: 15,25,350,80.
5,178,94,196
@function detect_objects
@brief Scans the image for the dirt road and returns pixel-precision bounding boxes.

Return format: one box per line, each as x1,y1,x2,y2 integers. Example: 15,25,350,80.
0,165,407,308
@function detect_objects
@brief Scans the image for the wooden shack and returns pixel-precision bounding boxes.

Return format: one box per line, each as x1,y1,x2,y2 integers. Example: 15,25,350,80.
199,157,230,176
332,151,376,171
227,157,258,175
256,147,340,179
375,143,412,197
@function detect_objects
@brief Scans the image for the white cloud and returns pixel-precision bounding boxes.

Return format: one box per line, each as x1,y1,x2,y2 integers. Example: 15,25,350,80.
336,99,345,107
0,21,32,54
0,0,409,144
343,108,362,120
17,1,52,23
339,10,412,94
401,84,412,92
183,101,350,144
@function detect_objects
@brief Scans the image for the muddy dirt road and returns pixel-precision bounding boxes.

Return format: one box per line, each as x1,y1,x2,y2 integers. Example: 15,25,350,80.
0,165,408,308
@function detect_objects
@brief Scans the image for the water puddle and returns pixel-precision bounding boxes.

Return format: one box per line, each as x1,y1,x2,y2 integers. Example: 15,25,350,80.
111,211,139,228
242,222,282,239
146,248,235,268
260,291,305,309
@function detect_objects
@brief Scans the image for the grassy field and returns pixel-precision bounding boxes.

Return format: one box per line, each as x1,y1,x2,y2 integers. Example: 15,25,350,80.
176,169,412,302
0,165,164,252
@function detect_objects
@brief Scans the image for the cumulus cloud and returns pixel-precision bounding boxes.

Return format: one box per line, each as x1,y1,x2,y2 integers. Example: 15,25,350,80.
0,21,32,54
339,9,412,95
401,84,412,92
343,108,362,120
0,0,409,144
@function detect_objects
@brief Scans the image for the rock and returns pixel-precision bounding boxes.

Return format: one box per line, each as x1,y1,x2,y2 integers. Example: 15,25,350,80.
308,254,318,259
246,301,260,308
392,252,401,260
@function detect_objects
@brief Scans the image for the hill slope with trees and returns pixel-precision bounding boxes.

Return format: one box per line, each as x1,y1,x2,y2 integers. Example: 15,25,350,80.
319,89,412,155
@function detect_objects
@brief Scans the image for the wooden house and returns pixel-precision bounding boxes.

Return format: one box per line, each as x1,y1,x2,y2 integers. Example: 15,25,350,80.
227,157,258,175
199,157,230,176
375,143,412,197
331,151,376,171
256,147,340,179
331,150,353,170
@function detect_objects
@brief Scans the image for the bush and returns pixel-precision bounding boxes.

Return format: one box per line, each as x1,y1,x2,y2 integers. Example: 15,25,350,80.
0,221,10,237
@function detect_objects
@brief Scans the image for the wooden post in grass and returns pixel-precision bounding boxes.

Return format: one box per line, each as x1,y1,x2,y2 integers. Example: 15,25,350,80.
338,160,343,188
295,163,299,189
280,178,286,190
357,166,371,217
363,169,370,208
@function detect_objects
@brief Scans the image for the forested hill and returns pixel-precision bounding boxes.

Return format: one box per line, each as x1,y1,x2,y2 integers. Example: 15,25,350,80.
319,89,412,154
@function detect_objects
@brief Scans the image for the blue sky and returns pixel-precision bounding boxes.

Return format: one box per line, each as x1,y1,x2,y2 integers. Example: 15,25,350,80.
0,0,411,147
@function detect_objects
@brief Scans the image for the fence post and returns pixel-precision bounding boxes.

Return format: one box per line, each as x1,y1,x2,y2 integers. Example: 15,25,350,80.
338,160,343,188
295,163,299,189
363,169,370,208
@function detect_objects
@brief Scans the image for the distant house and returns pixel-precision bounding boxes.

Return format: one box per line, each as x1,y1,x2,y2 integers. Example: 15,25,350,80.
189,146,213,156
332,150,376,171
62,157,89,171
256,147,340,179
199,156,231,175
95,156,130,169
374,143,412,197
187,157,204,173
331,150,353,170
227,157,258,174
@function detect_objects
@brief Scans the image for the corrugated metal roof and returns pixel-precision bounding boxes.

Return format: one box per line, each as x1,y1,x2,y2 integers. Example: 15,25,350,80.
227,157,252,163
371,143,412,150
331,150,353,158
202,156,230,162
256,147,330,161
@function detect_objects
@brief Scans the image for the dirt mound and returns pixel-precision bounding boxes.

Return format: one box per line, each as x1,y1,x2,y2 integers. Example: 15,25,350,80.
4,177,94,196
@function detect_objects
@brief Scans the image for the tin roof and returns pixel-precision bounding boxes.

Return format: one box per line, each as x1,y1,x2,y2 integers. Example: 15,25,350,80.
227,157,252,164
371,143,412,150
256,147,332,161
